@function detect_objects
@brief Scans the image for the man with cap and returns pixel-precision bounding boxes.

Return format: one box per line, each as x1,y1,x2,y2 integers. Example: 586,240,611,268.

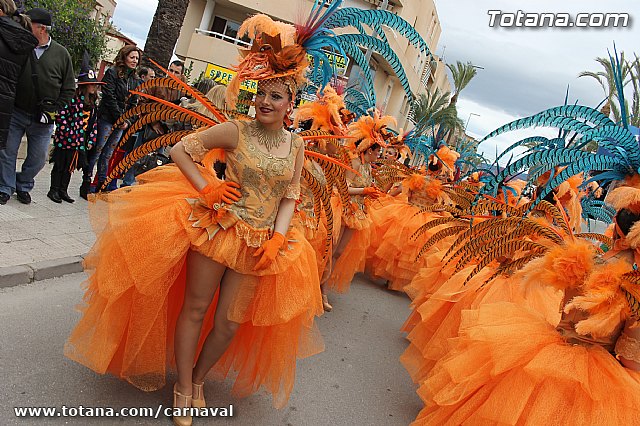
0,7,75,205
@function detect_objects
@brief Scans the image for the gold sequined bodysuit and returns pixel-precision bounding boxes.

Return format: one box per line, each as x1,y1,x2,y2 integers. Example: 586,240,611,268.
184,120,302,247
346,161,373,220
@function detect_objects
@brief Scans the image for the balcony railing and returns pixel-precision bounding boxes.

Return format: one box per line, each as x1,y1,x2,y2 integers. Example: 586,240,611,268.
195,28,252,48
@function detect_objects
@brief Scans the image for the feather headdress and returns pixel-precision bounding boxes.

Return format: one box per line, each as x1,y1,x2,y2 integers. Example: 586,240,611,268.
225,0,346,108
346,109,397,155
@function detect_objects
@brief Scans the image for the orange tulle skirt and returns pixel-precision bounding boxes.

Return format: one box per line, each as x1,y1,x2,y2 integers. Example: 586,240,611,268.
415,301,640,425
292,210,329,278
327,223,371,293
366,194,406,264
401,259,563,386
64,164,324,408
371,203,450,291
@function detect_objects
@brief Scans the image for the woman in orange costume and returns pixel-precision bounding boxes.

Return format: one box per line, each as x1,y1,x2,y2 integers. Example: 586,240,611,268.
327,111,393,292
64,11,345,426
370,146,458,291
415,183,640,425
293,87,350,311
365,144,409,274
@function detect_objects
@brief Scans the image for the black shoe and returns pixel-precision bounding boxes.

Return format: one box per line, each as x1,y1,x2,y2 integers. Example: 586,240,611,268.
79,179,90,200
0,192,9,205
59,190,75,203
16,191,31,204
47,189,62,203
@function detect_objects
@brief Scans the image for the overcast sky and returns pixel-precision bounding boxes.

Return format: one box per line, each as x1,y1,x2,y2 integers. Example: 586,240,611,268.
112,0,638,161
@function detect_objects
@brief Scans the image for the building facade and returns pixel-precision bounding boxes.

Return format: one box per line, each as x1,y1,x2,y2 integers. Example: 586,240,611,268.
175,0,451,129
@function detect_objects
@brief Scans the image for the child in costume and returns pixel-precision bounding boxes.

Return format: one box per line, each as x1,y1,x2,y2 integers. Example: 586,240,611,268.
48,53,102,203
64,7,347,426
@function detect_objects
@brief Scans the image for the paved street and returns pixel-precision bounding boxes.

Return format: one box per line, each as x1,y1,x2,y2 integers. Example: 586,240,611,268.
1,273,421,425
0,144,95,268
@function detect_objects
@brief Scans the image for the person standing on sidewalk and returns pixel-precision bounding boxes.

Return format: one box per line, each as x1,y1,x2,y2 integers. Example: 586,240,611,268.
82,45,140,194
0,7,74,205
48,53,103,203
0,0,38,152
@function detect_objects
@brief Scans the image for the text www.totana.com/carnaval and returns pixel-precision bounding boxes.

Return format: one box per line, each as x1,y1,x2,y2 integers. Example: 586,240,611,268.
488,10,631,28
14,405,234,418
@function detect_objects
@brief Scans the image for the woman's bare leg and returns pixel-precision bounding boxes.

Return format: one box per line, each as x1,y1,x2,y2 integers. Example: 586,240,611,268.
191,268,244,384
174,250,226,397
333,224,354,261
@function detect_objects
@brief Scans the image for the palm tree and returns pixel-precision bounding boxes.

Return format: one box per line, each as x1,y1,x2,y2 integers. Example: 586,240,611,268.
143,0,190,71
578,54,633,123
409,89,462,137
445,61,478,143
447,61,478,107
630,54,640,127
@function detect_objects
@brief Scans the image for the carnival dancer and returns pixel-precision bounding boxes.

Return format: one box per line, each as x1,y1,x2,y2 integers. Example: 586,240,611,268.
65,5,347,425
410,87,640,424
48,53,103,203
326,111,395,293
293,87,351,311
369,146,458,291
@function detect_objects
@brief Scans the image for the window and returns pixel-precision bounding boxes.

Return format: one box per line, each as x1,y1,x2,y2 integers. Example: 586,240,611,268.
210,16,250,44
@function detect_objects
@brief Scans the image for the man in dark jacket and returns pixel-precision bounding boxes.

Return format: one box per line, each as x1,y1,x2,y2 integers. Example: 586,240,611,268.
0,8,75,205
0,6,38,151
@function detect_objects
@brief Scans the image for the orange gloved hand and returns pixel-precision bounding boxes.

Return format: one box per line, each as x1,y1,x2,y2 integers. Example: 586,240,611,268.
362,186,382,199
253,232,286,271
200,181,242,206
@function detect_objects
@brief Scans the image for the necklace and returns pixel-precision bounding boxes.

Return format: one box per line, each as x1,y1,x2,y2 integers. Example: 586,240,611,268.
252,122,287,152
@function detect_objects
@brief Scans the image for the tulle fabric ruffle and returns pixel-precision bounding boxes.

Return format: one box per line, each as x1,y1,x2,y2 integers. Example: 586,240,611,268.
371,203,450,291
401,259,563,386
292,211,329,277
415,301,640,425
327,217,372,293
366,194,406,263
64,164,324,408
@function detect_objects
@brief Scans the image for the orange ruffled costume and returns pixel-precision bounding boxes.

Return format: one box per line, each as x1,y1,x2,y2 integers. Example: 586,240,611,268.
292,158,330,276
372,177,452,291
365,189,406,271
413,245,640,425
327,160,373,292
64,120,324,408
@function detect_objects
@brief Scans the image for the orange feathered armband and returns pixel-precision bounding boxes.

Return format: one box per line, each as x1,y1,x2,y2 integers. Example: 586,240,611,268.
565,259,632,339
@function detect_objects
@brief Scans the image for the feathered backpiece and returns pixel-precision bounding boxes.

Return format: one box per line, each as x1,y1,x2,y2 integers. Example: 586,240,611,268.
294,86,347,135
428,145,460,180
346,109,397,155
225,0,346,108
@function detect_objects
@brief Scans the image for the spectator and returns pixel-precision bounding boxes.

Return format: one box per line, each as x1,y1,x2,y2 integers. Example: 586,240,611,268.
49,53,103,203
114,60,184,188
118,66,155,188
0,0,38,152
146,59,187,135
138,66,155,82
83,45,140,193
0,7,74,205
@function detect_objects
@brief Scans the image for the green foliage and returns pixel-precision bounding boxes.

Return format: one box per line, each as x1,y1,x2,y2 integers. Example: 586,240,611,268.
17,0,110,73
183,60,194,84
410,89,463,137
446,61,479,105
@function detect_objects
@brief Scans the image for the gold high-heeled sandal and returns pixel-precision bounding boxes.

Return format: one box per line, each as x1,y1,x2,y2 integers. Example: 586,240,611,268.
172,384,193,426
322,294,333,312
192,382,206,409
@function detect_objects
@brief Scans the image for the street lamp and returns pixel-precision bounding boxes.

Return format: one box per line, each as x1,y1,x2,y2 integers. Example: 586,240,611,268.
465,113,480,132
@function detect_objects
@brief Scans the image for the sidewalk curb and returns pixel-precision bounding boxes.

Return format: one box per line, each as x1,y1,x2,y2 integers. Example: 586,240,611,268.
0,255,85,289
